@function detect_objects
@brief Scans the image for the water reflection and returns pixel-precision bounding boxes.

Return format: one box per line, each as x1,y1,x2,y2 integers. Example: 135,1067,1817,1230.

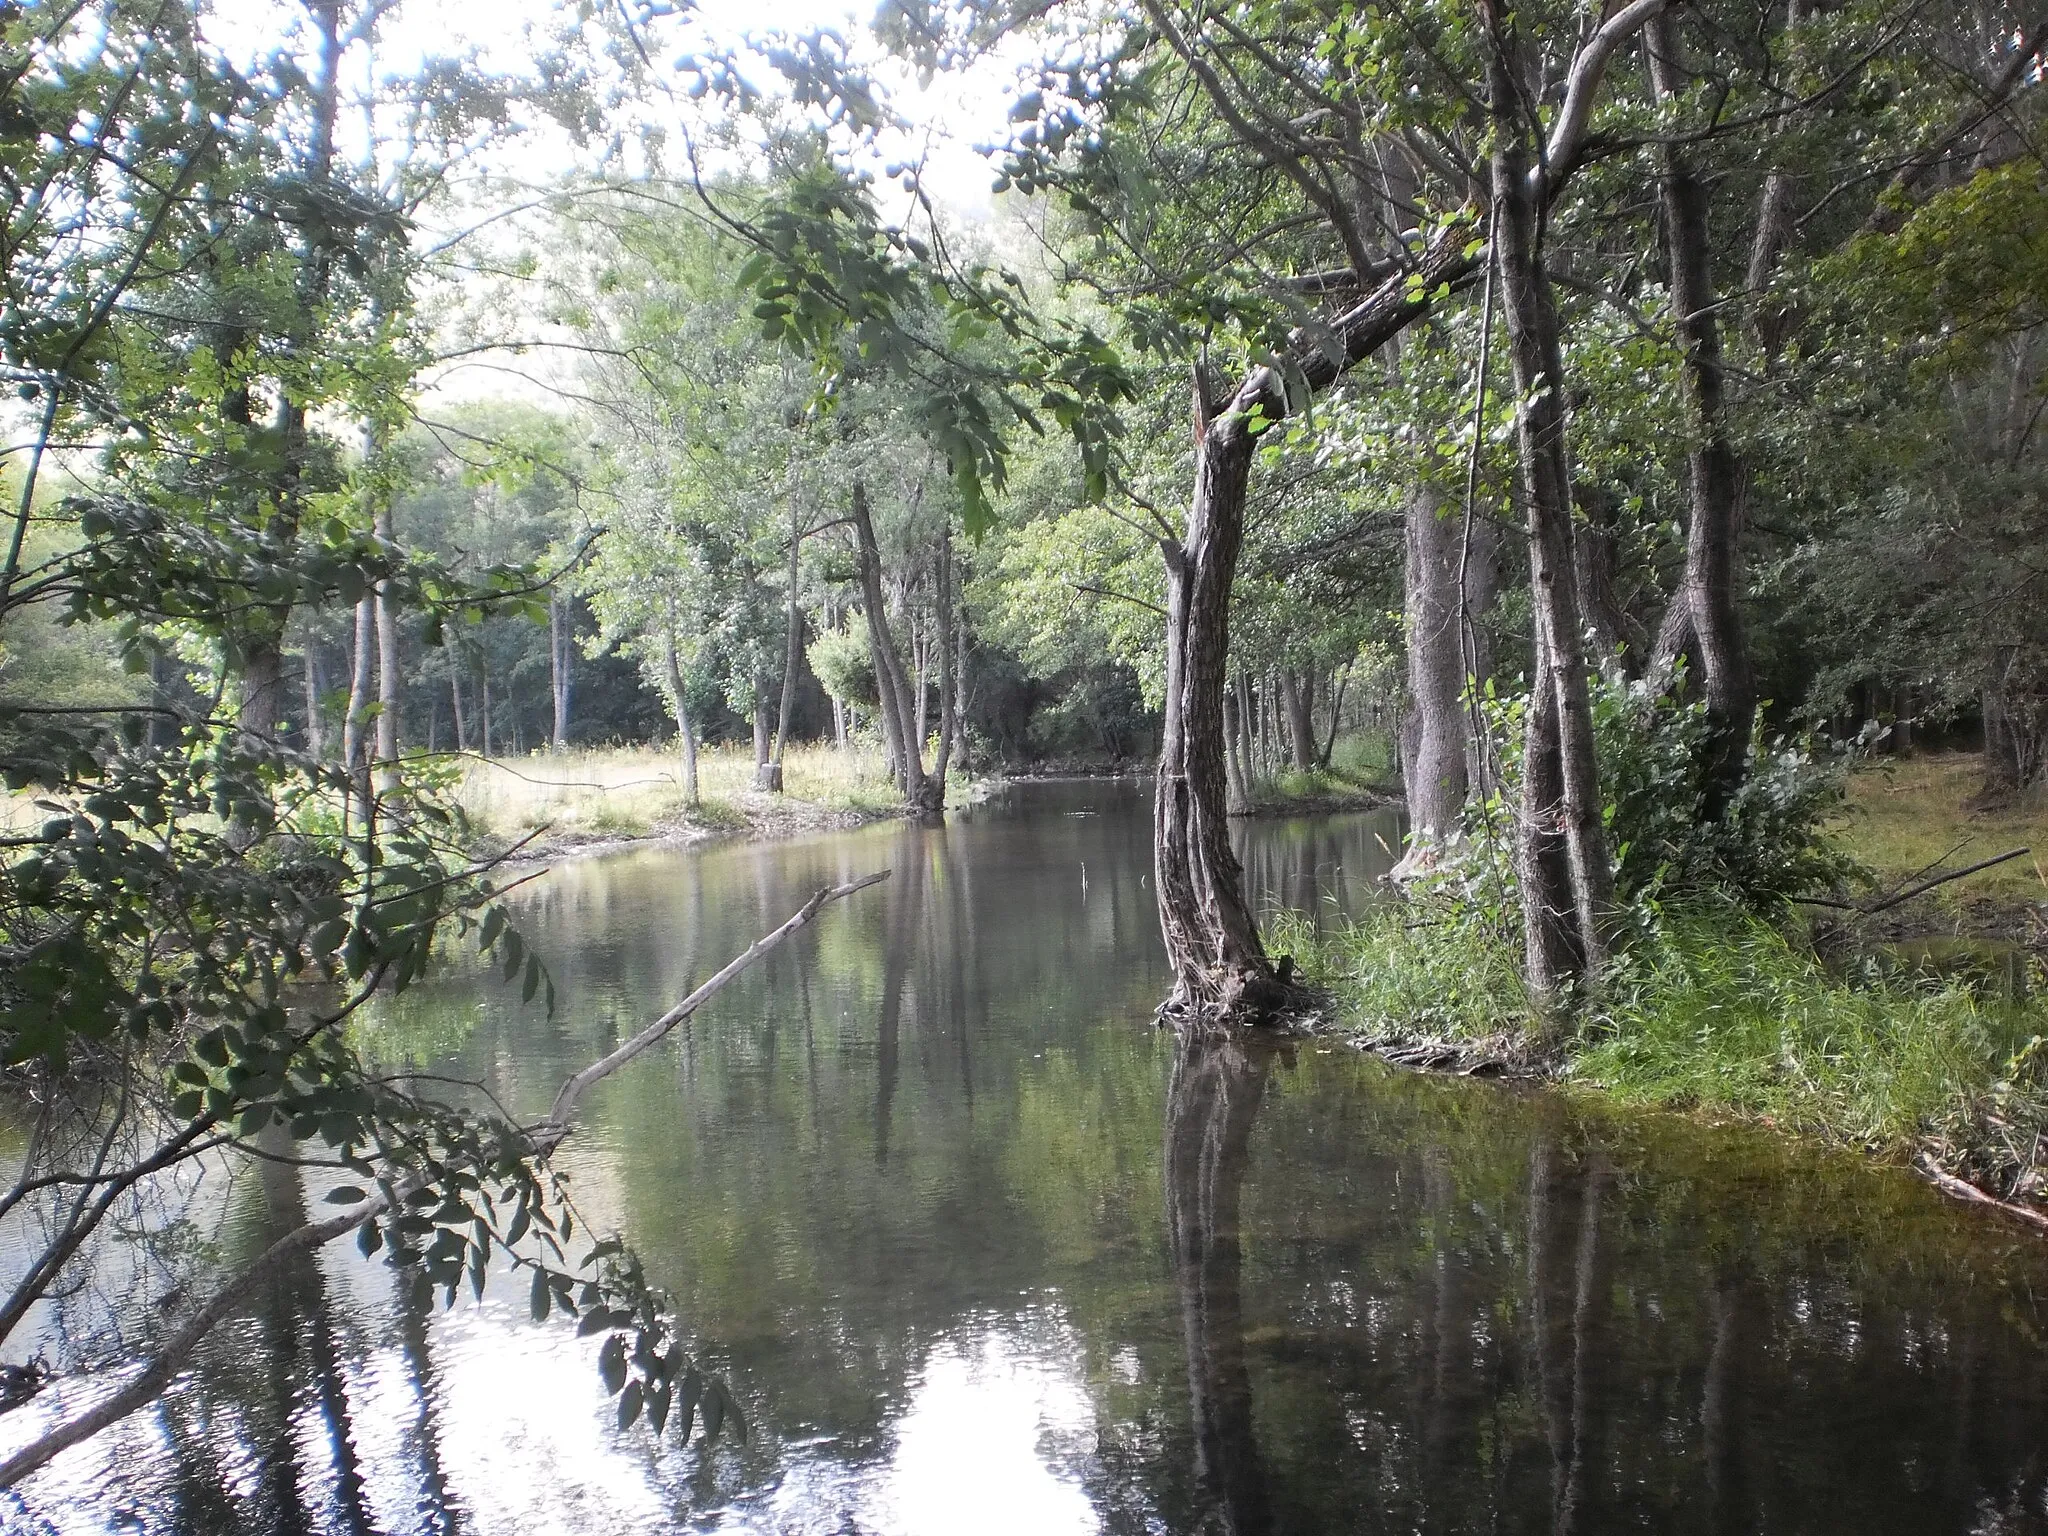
1165,1036,1275,1536
5,783,2048,1534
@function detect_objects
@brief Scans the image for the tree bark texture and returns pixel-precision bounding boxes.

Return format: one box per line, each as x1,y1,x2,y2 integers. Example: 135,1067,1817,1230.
1281,671,1316,772
1154,227,1480,1020
1394,482,1485,878
663,625,699,806
851,476,938,812
549,591,572,754
1646,10,1755,817
1482,5,1616,986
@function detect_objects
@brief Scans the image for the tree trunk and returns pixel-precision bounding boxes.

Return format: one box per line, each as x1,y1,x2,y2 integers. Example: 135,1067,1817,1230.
768,502,803,793
1572,484,1645,673
449,667,467,754
851,476,935,811
1156,377,1287,1020
1394,483,1476,878
663,626,699,806
932,524,958,793
300,645,324,760
1484,6,1616,987
1647,10,1755,818
479,668,493,759
752,683,772,789
832,694,847,749
341,596,374,828
1320,663,1348,769
1222,685,1251,816
1281,671,1316,772
373,502,400,792
548,591,571,754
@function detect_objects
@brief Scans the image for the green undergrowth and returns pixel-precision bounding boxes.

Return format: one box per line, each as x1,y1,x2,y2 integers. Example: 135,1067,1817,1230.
1272,903,2048,1203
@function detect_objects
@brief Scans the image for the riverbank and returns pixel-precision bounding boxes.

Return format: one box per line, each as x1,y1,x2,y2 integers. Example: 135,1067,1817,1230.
1273,894,2048,1230
458,743,916,862
1835,751,2048,940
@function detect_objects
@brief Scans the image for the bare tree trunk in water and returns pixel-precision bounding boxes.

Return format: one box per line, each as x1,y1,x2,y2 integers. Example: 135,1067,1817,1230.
1646,10,1755,818
851,476,936,811
662,625,699,806
1156,375,1285,1020
548,591,571,754
1165,1036,1275,1536
1153,230,1479,1020
1483,8,1615,988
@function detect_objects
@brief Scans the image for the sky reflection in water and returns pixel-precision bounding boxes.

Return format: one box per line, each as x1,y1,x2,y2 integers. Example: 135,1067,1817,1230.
5,780,2048,1534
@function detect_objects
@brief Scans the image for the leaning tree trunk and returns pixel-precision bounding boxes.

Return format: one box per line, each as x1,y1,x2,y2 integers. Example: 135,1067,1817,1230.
1484,8,1616,989
1156,376,1288,1021
851,476,936,812
1646,10,1755,819
1153,229,1480,1021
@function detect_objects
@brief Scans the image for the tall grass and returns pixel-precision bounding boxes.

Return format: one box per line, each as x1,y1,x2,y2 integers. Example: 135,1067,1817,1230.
1274,901,2048,1199
450,741,902,841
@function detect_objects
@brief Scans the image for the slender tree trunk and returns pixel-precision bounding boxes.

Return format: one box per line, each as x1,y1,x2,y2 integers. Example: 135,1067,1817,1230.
752,682,771,785
932,524,958,793
832,694,847,749
449,667,467,754
1156,374,1286,1019
1222,685,1251,816
1573,484,1644,672
548,591,571,754
300,645,324,760
768,501,803,793
851,476,934,811
1281,671,1316,772
1484,8,1616,987
663,626,699,806
1320,663,1348,769
1395,483,1476,877
341,596,374,828
478,668,493,759
1647,10,1755,817
373,502,400,793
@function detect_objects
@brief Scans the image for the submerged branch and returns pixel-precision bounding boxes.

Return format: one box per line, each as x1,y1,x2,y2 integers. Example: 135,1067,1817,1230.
0,872,891,1488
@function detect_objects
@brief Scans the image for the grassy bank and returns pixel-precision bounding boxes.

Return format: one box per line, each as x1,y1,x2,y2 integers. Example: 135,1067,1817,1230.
1271,900,2048,1218
1241,731,1400,814
454,741,910,855
1838,751,2048,910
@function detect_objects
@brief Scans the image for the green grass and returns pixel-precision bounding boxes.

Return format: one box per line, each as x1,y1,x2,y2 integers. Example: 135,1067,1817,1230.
1838,751,2048,906
449,741,901,844
1275,900,2048,1202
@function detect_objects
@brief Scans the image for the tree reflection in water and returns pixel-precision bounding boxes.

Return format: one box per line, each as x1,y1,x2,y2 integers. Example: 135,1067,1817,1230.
1165,1032,1279,1536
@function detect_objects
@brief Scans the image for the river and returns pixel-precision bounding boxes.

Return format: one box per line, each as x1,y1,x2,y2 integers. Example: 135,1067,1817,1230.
4,779,2048,1533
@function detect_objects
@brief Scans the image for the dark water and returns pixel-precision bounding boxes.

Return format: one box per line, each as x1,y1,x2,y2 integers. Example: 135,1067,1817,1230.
6,779,2048,1534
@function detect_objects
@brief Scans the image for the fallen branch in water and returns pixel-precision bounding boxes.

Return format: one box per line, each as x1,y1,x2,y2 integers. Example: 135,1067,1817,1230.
0,871,891,1489
1795,847,2031,916
1914,1153,2048,1232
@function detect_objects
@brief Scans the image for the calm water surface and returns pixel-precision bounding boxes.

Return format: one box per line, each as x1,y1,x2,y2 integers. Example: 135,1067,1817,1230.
5,780,2048,1534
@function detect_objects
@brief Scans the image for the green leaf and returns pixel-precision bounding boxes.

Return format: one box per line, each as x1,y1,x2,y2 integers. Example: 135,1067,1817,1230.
530,1268,551,1323
326,1185,368,1205
617,1380,644,1431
